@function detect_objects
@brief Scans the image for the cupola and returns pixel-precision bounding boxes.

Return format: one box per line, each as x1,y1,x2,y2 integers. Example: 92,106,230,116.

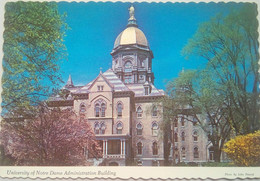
111,5,154,85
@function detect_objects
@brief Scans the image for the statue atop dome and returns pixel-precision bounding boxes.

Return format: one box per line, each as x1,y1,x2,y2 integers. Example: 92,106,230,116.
128,5,135,20
127,5,137,27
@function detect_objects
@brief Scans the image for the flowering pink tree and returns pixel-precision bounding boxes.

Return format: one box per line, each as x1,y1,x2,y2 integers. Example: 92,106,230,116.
0,107,102,166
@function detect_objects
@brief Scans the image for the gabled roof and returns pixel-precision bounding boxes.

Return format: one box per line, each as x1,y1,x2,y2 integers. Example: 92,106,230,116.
49,69,164,101
102,69,130,92
126,83,165,97
75,69,130,94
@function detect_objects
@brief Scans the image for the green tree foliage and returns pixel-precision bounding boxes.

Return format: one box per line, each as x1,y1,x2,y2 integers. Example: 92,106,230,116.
223,131,260,166
165,70,231,162
182,4,259,134
2,2,67,114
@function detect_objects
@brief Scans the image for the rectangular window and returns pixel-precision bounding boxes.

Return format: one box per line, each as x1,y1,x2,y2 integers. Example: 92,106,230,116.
117,129,122,134
95,108,99,117
137,143,142,155
101,109,105,117
152,129,158,136
194,136,198,142
95,129,99,134
194,152,199,158
124,75,132,83
97,86,104,91
137,129,142,135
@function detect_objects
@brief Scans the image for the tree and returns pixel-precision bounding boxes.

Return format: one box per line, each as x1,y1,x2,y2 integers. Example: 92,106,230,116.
0,107,102,166
181,4,259,134
2,2,67,114
165,70,232,162
223,131,260,166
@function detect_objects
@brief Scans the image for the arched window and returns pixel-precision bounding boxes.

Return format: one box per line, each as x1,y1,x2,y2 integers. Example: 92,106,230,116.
194,147,199,158
174,133,178,142
124,61,132,72
137,142,142,155
181,117,185,127
137,106,143,118
152,122,158,136
140,60,145,67
95,104,100,117
100,122,106,134
181,132,185,141
101,103,106,117
117,103,123,117
152,106,157,117
80,103,86,112
116,122,123,134
152,142,158,155
94,122,100,134
181,147,186,158
136,123,143,135
193,131,198,142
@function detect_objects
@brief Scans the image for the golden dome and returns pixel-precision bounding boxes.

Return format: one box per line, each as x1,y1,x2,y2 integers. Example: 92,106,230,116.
114,26,149,48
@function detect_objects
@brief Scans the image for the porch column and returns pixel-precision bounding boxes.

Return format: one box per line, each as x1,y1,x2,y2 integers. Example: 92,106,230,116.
120,140,123,155
123,140,126,155
105,140,108,155
103,140,106,158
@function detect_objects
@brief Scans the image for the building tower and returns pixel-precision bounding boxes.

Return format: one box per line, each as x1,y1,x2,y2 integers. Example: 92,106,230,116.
111,5,154,85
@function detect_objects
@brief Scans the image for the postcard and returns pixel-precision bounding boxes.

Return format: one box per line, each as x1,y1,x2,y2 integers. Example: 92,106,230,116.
0,0,259,180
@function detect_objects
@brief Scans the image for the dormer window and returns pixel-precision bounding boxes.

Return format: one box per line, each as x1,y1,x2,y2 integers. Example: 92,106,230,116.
144,83,151,95
145,87,149,95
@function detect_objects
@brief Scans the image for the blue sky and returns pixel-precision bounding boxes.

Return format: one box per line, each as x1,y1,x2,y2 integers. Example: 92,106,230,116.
58,2,242,90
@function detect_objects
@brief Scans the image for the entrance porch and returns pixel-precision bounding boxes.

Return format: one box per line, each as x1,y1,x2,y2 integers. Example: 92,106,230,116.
95,134,130,161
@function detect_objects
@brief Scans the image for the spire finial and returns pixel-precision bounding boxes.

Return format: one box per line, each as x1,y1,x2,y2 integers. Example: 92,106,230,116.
65,74,74,88
129,5,135,20
100,67,103,74
127,5,137,27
